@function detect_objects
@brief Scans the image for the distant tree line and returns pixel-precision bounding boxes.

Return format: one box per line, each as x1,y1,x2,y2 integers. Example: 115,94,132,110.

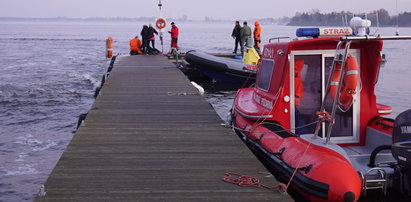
288,9,411,27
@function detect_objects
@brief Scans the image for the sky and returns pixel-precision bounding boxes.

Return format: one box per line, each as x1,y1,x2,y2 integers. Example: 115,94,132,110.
0,0,410,20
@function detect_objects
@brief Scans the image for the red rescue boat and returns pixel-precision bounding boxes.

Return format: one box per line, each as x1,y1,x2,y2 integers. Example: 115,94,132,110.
231,17,411,201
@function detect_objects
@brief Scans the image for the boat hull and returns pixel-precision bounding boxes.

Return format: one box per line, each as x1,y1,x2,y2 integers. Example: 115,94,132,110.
231,114,361,202
234,128,329,201
185,50,256,84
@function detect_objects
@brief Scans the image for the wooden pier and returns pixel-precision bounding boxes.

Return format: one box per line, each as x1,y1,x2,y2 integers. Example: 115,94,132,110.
36,55,292,202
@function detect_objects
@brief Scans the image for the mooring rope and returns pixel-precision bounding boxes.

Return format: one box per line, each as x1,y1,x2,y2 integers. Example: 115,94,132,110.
221,172,287,192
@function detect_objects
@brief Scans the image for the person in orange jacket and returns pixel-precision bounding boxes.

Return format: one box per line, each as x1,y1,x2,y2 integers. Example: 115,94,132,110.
253,21,261,51
294,59,305,106
129,36,142,55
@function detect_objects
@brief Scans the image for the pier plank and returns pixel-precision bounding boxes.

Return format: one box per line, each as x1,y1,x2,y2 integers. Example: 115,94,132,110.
35,55,292,202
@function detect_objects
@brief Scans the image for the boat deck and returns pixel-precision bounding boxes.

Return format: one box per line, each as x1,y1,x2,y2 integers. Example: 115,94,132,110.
35,55,291,202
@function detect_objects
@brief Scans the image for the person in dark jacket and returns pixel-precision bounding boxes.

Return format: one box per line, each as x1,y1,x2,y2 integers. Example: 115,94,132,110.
147,24,158,51
140,25,149,54
241,21,252,48
231,21,242,54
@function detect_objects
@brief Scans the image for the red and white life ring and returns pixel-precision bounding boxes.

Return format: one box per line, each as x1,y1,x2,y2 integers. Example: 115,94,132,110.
329,54,359,111
155,18,167,29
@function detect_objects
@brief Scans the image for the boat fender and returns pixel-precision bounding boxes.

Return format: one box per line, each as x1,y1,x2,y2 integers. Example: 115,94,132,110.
108,64,114,72
100,75,106,87
94,86,101,98
368,145,392,167
329,54,359,111
76,113,88,129
107,56,117,72
190,81,204,96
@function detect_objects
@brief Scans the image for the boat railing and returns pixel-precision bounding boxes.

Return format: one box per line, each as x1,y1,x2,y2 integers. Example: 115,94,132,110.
268,37,290,43
340,35,411,41
362,167,387,197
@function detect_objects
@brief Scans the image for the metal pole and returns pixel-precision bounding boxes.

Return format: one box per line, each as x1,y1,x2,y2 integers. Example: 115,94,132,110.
312,40,344,139
340,35,411,41
325,41,352,144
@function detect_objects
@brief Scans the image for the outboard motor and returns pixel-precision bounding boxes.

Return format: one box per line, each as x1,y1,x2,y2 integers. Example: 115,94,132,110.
392,109,411,196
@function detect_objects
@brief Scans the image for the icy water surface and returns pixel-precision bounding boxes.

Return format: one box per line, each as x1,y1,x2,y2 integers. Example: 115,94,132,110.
0,21,411,201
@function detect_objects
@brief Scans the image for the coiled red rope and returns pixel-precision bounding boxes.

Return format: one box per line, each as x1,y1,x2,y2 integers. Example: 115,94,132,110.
221,172,287,192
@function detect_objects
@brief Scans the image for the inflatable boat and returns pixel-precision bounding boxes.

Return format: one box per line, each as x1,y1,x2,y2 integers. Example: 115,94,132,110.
231,17,411,201
185,50,257,84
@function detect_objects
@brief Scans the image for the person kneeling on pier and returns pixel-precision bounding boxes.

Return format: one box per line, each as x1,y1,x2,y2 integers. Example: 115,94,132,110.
129,36,142,55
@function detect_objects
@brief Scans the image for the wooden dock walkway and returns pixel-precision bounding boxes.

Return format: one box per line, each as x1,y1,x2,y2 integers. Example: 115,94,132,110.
36,55,292,202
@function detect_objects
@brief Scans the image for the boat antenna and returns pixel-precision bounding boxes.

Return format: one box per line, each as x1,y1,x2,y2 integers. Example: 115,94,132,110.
342,15,348,26
157,0,164,53
341,16,345,26
373,10,380,35
345,15,349,26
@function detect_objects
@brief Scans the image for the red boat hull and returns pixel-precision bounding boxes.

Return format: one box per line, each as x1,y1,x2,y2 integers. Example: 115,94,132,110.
232,113,362,201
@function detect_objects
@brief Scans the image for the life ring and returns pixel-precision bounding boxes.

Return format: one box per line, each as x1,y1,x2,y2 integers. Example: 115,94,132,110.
106,37,113,59
155,18,166,29
329,54,359,111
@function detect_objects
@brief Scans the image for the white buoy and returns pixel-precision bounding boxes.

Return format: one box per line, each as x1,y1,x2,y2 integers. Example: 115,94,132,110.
38,185,46,197
191,81,204,96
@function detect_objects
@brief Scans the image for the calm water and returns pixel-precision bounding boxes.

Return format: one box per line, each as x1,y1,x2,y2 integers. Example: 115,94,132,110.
0,21,411,201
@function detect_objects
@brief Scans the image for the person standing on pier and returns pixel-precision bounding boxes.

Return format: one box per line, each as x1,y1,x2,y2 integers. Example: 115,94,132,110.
253,21,261,52
231,21,242,54
140,25,149,54
168,22,179,50
241,21,252,49
129,36,142,55
147,24,159,52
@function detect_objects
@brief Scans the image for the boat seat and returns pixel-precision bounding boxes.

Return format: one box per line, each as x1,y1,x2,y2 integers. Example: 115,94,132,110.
343,126,395,174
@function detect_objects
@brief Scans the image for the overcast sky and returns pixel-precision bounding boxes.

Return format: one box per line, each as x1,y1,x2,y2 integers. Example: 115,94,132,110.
1,0,410,20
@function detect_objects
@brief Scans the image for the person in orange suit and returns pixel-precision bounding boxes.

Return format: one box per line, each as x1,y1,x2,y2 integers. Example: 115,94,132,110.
294,59,306,135
253,21,261,52
294,59,305,106
129,36,142,55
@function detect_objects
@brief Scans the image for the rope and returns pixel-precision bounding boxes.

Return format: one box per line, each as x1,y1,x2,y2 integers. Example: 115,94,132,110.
167,92,198,96
222,172,287,192
285,140,313,190
230,120,319,193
